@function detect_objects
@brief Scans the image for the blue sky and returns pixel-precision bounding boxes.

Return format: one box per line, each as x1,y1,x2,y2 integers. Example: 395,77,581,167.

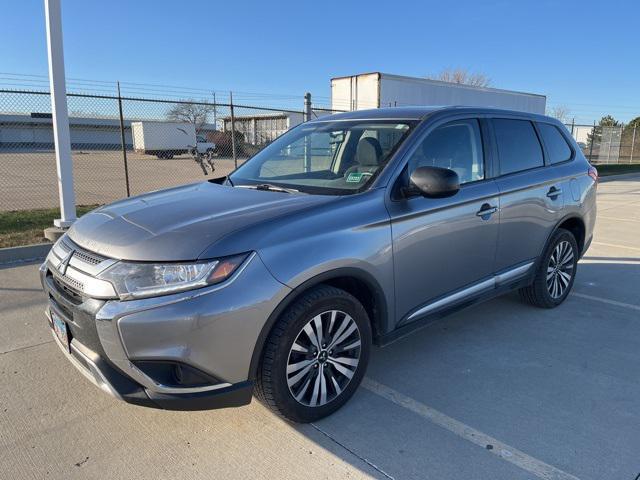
1,0,639,123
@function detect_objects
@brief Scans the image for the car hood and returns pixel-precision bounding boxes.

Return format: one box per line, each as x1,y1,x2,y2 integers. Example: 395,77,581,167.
67,182,336,261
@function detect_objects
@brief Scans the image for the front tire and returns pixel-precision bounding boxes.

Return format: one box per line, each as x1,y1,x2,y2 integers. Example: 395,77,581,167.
255,285,371,423
519,228,578,308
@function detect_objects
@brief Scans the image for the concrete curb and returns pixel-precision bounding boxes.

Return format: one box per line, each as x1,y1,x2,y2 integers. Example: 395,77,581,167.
0,243,52,266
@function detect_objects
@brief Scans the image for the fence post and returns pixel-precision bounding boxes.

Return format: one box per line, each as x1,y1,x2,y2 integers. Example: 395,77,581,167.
304,92,312,122
631,126,636,164
252,117,257,145
570,118,575,137
588,120,596,163
303,93,312,172
606,126,612,164
117,82,131,197
230,91,237,169
212,92,217,130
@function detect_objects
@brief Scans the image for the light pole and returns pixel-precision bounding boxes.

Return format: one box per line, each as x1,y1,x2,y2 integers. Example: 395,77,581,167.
44,0,76,232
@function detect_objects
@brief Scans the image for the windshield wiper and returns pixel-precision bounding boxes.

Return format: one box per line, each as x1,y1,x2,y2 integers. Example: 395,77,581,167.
236,183,299,194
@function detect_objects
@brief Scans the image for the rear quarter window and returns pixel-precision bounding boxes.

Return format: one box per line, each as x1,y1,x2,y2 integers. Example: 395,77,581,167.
493,119,544,175
537,123,573,164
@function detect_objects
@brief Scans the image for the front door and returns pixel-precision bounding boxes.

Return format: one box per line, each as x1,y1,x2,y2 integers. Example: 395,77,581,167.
386,118,500,326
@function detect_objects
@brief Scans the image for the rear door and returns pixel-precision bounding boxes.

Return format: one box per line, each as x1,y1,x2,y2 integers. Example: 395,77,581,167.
490,118,564,272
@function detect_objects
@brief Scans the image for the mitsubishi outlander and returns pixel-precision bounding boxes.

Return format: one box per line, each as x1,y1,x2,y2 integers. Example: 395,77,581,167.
41,107,597,422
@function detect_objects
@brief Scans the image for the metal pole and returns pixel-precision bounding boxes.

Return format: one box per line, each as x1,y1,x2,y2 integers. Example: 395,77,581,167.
631,126,636,164
212,92,217,130
570,118,575,137
117,82,131,197
304,92,312,122
252,117,257,145
44,0,76,227
303,93,312,171
229,91,237,169
588,120,596,163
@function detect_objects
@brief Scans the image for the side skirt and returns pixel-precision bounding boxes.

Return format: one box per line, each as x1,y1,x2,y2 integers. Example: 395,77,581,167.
378,263,534,347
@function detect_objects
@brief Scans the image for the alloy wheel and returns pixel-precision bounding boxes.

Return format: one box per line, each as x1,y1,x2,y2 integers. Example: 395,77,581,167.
546,240,574,299
286,310,361,407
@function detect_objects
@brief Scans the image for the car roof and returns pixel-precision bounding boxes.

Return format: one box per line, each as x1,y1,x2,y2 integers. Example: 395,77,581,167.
310,106,555,123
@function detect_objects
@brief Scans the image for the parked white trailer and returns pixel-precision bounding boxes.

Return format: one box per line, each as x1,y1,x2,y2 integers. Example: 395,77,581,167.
331,72,546,114
131,121,215,159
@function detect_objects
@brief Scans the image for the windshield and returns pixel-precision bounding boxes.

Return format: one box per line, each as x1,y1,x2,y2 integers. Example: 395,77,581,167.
229,120,416,194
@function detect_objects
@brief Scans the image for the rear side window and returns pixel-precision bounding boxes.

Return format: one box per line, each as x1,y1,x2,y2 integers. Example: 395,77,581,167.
537,123,572,164
493,119,544,175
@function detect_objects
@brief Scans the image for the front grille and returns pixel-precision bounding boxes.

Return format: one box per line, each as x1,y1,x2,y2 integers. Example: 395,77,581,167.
61,237,107,265
71,248,105,266
54,273,84,292
47,235,116,300
53,275,83,303
44,274,107,358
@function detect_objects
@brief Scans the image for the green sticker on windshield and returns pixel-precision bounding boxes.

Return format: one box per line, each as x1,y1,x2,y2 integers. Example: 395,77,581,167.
346,172,364,183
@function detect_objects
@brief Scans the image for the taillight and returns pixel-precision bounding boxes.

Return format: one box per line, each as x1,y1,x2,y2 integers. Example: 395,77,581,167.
588,165,598,183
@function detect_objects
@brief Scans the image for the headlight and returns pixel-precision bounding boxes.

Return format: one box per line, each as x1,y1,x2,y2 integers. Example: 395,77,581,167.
98,254,248,300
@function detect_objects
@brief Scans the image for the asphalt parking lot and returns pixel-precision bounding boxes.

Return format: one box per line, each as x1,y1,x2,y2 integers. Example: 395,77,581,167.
1,174,639,480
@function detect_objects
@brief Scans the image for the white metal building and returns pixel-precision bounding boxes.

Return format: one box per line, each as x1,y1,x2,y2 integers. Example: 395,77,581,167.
222,112,305,146
331,72,547,114
0,113,216,150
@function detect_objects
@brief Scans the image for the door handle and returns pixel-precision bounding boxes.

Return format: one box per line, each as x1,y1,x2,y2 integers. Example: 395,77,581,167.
546,186,562,198
476,203,498,217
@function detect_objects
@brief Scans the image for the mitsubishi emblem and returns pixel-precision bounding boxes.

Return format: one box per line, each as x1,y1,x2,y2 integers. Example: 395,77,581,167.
57,249,74,276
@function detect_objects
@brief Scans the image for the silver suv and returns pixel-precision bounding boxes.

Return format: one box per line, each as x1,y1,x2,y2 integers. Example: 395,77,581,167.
41,107,597,422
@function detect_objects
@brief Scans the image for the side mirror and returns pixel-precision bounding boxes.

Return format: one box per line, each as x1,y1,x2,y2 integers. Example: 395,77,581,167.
406,166,460,198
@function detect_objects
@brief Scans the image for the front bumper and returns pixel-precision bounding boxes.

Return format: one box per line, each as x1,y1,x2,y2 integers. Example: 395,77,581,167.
40,244,290,410
45,308,253,410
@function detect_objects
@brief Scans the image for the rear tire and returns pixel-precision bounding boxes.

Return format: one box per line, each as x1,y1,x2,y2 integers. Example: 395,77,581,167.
519,228,578,308
255,285,371,423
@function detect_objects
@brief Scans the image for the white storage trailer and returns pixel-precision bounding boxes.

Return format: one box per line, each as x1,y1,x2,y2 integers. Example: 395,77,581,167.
131,121,197,158
331,72,546,114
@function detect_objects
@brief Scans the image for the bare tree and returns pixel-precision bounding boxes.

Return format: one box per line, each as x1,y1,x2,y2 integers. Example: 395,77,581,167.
166,100,215,132
547,105,570,123
429,68,492,87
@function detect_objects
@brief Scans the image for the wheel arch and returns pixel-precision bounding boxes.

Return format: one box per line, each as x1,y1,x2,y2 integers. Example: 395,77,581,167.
556,215,586,255
247,267,389,381
536,214,586,271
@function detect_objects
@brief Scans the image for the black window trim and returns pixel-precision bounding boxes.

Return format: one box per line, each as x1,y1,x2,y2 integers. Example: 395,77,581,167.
534,121,576,166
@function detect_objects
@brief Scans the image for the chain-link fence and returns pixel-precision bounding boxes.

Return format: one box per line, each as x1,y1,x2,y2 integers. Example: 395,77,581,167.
564,122,639,165
0,89,339,211
2,88,637,212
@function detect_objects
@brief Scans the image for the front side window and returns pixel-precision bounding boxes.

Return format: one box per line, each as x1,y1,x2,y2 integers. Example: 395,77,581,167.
230,120,415,194
407,119,484,184
493,119,544,175
537,123,572,164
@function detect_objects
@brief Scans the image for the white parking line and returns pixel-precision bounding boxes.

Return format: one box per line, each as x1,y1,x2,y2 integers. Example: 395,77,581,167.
598,216,640,224
581,258,640,264
361,378,580,480
571,292,640,312
592,241,640,252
